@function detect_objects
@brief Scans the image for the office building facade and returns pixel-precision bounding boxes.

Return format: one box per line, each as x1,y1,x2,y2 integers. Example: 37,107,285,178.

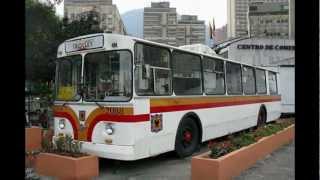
143,2,177,46
176,15,205,46
143,2,205,46
227,0,289,38
214,25,228,43
64,0,126,34
248,2,289,38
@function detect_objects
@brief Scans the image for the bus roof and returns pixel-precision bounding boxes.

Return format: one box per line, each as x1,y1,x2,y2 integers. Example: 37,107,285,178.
58,33,279,73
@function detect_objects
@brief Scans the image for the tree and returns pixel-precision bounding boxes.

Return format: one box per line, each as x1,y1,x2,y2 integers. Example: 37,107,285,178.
26,0,104,97
60,10,103,40
25,0,62,83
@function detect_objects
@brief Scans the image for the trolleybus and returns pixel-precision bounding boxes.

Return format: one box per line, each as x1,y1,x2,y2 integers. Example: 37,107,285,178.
53,33,281,160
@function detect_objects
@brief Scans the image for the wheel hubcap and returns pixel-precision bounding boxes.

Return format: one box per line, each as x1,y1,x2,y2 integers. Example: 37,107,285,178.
183,131,192,142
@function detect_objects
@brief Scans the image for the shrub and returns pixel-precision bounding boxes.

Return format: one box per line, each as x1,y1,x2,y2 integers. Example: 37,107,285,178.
231,132,256,149
42,134,87,158
208,118,294,159
254,123,285,138
209,141,235,158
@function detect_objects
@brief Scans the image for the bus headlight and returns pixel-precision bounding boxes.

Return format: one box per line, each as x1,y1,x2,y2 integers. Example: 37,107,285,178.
105,123,114,135
59,119,66,129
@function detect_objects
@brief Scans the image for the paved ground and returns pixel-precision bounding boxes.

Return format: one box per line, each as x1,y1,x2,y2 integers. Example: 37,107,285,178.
37,134,295,180
235,141,294,180
93,141,294,180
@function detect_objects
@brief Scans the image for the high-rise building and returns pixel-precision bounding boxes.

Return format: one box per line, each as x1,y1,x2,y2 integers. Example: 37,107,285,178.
176,15,205,46
143,2,177,46
248,2,289,38
227,0,288,38
289,0,294,39
64,0,126,35
214,25,228,43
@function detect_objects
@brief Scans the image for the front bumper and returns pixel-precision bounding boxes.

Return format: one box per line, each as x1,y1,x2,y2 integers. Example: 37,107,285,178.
80,141,138,161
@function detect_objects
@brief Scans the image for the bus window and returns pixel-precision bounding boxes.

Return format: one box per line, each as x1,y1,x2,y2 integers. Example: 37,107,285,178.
135,43,169,68
226,62,242,95
56,55,82,101
172,51,202,95
203,57,225,95
268,71,278,94
255,69,267,94
242,66,256,95
154,69,171,95
135,43,171,96
84,50,132,101
135,66,154,95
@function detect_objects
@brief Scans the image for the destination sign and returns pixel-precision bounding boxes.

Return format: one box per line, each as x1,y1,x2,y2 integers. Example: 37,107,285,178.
65,35,104,53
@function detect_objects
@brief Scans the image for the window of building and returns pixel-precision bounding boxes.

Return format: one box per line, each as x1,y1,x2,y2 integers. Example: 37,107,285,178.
255,69,267,94
242,66,256,94
172,51,202,95
249,6,257,11
226,62,242,95
70,13,75,21
102,13,107,21
268,71,278,94
135,43,171,96
203,57,225,95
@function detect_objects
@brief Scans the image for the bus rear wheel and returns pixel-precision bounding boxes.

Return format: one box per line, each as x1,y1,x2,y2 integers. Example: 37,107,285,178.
174,117,200,158
257,106,267,127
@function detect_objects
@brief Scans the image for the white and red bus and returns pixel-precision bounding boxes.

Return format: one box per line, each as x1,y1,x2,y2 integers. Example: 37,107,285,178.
53,33,281,160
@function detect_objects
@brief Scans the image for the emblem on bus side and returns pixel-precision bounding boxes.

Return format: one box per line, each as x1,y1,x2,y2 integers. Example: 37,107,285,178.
151,114,163,133
79,111,85,122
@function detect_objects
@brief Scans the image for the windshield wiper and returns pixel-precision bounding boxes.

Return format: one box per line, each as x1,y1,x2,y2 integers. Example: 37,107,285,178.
94,101,104,109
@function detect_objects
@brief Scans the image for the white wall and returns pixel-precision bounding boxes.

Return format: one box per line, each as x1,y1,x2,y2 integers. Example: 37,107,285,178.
279,66,295,113
228,38,295,66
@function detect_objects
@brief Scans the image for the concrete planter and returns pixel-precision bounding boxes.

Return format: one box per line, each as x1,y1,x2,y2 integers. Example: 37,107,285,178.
191,125,294,180
25,127,42,151
35,153,99,180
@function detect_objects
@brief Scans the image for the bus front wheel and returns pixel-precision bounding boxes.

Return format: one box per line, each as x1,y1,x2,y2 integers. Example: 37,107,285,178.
174,117,200,158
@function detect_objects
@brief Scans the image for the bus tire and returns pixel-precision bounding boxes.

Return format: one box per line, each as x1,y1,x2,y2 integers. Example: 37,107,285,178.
257,106,267,127
174,117,200,158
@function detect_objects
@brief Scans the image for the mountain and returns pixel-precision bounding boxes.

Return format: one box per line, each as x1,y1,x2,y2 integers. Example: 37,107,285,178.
121,9,211,46
121,9,144,38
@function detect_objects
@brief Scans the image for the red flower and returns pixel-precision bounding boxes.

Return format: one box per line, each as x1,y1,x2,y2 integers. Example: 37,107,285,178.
208,140,216,149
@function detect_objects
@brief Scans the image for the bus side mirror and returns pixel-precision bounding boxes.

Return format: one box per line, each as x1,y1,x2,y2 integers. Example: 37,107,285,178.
142,64,151,79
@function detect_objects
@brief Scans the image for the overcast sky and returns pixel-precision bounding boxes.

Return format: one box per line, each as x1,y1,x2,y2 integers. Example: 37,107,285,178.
55,0,227,28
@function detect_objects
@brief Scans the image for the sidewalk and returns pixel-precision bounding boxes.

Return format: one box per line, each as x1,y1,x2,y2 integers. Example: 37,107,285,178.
234,141,294,180
95,141,294,180
38,141,295,180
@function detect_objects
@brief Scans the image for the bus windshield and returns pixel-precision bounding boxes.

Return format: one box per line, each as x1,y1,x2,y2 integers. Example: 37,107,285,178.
56,55,82,101
84,50,132,101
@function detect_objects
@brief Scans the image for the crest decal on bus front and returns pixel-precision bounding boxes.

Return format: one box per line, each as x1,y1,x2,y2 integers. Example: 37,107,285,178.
151,114,163,133
79,110,85,122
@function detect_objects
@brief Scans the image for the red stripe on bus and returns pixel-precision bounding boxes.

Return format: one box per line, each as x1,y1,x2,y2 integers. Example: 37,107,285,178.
86,114,150,141
54,111,79,139
150,98,280,113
